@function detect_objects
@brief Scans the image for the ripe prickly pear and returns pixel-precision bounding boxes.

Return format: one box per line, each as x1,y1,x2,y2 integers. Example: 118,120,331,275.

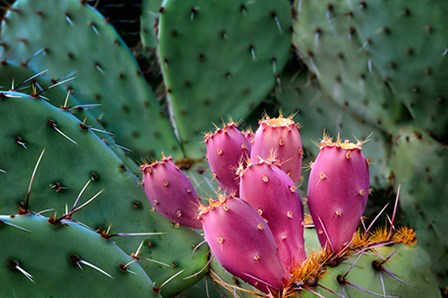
199,195,287,293
239,159,306,273
307,136,370,252
140,157,202,229
250,115,303,183
205,122,251,195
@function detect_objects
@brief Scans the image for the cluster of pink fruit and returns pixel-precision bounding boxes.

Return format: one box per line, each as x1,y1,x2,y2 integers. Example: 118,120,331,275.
140,115,370,294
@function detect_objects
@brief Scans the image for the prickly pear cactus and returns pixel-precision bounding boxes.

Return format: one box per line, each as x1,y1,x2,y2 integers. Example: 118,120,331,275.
0,214,159,297
0,0,182,160
0,61,140,173
348,0,448,142
390,127,448,287
157,0,292,157
0,91,208,296
141,114,442,297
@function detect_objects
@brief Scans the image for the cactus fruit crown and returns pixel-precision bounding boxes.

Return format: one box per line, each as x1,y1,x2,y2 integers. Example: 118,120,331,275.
259,114,299,129
319,133,365,151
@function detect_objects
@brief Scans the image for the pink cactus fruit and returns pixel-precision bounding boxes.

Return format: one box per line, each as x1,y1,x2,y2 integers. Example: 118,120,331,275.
205,121,251,195
140,157,202,229
250,115,303,183
306,135,370,253
242,128,255,145
239,159,306,273
199,195,287,293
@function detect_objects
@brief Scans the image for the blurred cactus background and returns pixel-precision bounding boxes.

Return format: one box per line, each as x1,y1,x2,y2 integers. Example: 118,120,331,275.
0,0,446,297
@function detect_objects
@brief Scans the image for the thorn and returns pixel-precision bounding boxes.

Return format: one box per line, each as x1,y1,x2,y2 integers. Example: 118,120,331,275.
271,58,277,73
0,169,6,173
364,202,390,237
12,69,48,91
9,260,35,283
183,255,214,280
192,240,207,256
73,179,92,210
66,189,104,219
37,76,76,96
23,148,46,213
389,185,400,233
68,103,102,111
65,13,74,26
243,273,277,291
190,7,199,21
157,269,185,290
90,22,100,35
272,13,283,34
0,219,31,233
71,255,114,279
106,231,165,238
48,119,78,145
249,45,256,61
317,215,334,252
61,91,71,109
95,63,104,74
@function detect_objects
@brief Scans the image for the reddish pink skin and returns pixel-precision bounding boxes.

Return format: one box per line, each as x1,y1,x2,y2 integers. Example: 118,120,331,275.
205,124,251,195
243,129,255,145
306,146,370,252
239,162,306,272
141,158,202,229
201,196,287,293
250,123,303,183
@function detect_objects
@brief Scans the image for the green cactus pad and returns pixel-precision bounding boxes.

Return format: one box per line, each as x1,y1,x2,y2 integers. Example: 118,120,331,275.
157,0,292,158
292,0,407,131
0,0,182,160
140,0,162,50
390,127,448,287
0,92,208,296
0,61,140,174
0,214,158,297
348,0,448,142
302,243,441,298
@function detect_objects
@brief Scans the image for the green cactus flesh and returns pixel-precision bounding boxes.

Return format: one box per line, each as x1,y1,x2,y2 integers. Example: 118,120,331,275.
0,0,182,160
210,227,441,297
0,214,159,297
274,70,391,189
157,0,292,158
0,61,140,174
292,0,408,131
348,0,448,142
390,127,448,287
140,0,162,50
0,91,208,296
